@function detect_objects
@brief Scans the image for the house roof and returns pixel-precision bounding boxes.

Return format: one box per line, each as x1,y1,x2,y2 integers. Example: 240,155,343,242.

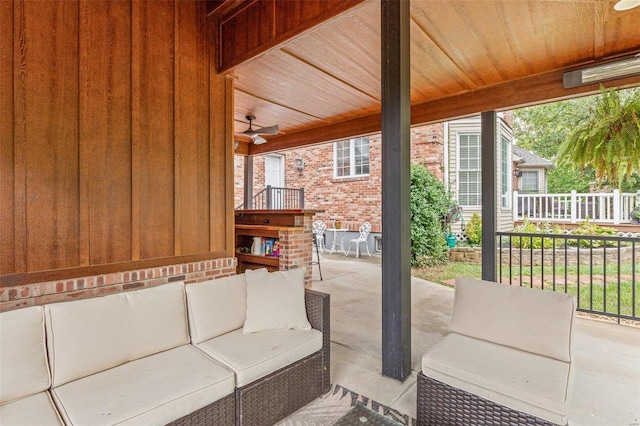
217,0,640,156
512,146,554,169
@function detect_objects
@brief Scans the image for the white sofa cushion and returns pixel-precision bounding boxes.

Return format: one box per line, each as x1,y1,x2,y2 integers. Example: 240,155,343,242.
0,306,51,404
0,392,64,425
450,277,576,362
51,345,234,426
243,268,311,334
45,282,190,387
185,274,247,343
196,328,322,387
422,333,572,425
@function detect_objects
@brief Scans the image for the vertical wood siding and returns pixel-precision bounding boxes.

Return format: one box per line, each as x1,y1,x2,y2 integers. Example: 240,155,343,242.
1,0,232,286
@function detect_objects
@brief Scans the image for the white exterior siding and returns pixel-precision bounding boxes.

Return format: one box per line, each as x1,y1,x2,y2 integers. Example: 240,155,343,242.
447,116,513,233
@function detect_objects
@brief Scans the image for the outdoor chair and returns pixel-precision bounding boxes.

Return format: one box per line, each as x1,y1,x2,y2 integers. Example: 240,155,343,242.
417,277,576,426
312,220,327,253
345,222,372,258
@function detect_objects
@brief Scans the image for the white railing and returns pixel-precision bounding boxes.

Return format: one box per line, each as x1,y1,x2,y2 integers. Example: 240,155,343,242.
513,190,639,224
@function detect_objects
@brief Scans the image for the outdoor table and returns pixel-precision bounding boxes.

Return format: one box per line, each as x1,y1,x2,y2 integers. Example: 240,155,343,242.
326,228,348,254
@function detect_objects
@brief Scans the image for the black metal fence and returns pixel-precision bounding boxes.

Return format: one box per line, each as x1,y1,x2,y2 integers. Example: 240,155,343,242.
496,231,639,323
237,186,305,210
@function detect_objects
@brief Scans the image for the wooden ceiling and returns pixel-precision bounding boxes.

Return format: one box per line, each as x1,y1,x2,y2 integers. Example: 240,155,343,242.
219,0,640,155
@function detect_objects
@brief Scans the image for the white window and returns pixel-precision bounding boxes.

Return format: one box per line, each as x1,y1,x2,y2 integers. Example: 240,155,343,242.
521,170,539,193
457,133,481,206
501,135,511,208
334,137,370,178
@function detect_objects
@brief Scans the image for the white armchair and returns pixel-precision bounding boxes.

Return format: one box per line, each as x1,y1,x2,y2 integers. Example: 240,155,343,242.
345,222,371,258
312,220,327,253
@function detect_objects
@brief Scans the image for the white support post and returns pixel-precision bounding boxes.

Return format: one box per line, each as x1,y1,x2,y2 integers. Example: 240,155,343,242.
513,191,519,222
570,190,577,224
613,189,621,225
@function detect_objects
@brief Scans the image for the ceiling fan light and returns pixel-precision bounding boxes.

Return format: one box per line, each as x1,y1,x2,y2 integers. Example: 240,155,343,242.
614,0,640,10
252,135,267,145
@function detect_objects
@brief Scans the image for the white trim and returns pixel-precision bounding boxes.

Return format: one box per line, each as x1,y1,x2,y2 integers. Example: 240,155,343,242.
333,137,370,179
456,132,482,207
265,154,285,188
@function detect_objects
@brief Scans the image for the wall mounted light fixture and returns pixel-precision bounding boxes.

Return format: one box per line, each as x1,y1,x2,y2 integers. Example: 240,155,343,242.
563,55,640,89
295,157,305,171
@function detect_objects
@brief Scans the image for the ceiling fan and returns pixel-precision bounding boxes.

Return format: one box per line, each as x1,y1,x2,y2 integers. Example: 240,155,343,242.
235,115,279,145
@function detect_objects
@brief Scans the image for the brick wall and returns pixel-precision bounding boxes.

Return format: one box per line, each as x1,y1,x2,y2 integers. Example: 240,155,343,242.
0,258,237,312
234,123,445,231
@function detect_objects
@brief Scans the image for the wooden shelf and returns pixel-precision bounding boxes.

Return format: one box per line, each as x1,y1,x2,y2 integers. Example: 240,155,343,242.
235,253,280,267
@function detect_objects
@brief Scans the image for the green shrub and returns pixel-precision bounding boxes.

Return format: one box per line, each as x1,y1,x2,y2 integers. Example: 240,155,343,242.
410,164,456,267
511,217,559,249
465,213,482,246
568,218,618,248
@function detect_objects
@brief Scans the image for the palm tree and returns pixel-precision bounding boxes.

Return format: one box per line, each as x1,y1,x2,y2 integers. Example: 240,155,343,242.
558,86,640,187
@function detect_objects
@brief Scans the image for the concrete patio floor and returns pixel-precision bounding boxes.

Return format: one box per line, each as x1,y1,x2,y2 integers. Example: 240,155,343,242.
308,252,640,426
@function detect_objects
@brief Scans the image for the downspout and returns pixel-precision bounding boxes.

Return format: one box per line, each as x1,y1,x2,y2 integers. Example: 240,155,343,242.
443,122,449,191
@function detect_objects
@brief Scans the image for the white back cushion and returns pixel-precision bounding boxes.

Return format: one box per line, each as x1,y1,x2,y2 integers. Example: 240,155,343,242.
185,274,247,343
243,268,311,334
450,277,576,362
45,282,190,387
0,306,51,404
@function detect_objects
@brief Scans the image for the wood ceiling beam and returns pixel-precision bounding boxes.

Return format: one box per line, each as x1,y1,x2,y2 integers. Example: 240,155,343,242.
215,0,366,73
248,64,640,155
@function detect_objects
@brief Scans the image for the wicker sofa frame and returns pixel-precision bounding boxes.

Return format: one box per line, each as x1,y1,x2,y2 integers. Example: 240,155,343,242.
168,393,236,426
234,288,330,426
417,373,555,426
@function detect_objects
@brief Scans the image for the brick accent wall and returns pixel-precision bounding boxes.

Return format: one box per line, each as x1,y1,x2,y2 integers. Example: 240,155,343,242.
0,258,237,312
234,123,446,231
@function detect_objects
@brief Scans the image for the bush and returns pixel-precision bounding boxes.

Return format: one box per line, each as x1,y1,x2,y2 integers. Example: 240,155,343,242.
410,164,456,267
568,218,617,248
511,217,559,249
465,213,482,246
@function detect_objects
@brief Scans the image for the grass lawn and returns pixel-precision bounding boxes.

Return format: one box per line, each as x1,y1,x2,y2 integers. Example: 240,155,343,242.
412,262,640,318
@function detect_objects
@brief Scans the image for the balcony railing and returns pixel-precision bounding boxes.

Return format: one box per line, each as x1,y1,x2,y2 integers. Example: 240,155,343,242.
237,186,305,210
513,190,639,224
496,231,639,323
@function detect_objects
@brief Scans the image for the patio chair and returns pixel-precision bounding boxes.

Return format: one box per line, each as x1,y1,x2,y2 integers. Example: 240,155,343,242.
345,222,372,258
312,220,327,253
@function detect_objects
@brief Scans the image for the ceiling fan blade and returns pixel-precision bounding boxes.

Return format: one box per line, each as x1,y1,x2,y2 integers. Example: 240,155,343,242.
244,124,279,136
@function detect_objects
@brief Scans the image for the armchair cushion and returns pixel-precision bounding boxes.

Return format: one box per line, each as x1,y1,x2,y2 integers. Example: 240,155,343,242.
422,333,572,425
450,277,576,362
243,268,311,334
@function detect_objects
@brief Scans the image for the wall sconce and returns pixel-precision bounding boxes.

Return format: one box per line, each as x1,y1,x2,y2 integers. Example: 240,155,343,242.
514,169,522,177
295,157,305,171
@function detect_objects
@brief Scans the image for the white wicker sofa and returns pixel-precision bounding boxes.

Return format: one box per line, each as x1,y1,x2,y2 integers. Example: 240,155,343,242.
417,277,577,426
0,267,329,426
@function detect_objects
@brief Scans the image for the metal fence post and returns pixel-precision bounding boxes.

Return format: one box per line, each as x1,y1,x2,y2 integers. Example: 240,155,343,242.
299,188,305,209
266,185,273,209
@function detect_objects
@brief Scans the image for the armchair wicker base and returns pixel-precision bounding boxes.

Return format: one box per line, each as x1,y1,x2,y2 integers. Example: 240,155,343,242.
417,373,554,426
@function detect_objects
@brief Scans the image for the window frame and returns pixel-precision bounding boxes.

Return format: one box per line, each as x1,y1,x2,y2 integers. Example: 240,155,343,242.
333,137,370,179
520,170,539,193
456,132,482,207
500,135,511,209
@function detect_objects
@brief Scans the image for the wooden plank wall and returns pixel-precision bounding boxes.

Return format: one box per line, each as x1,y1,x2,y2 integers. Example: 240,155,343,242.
0,0,233,287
